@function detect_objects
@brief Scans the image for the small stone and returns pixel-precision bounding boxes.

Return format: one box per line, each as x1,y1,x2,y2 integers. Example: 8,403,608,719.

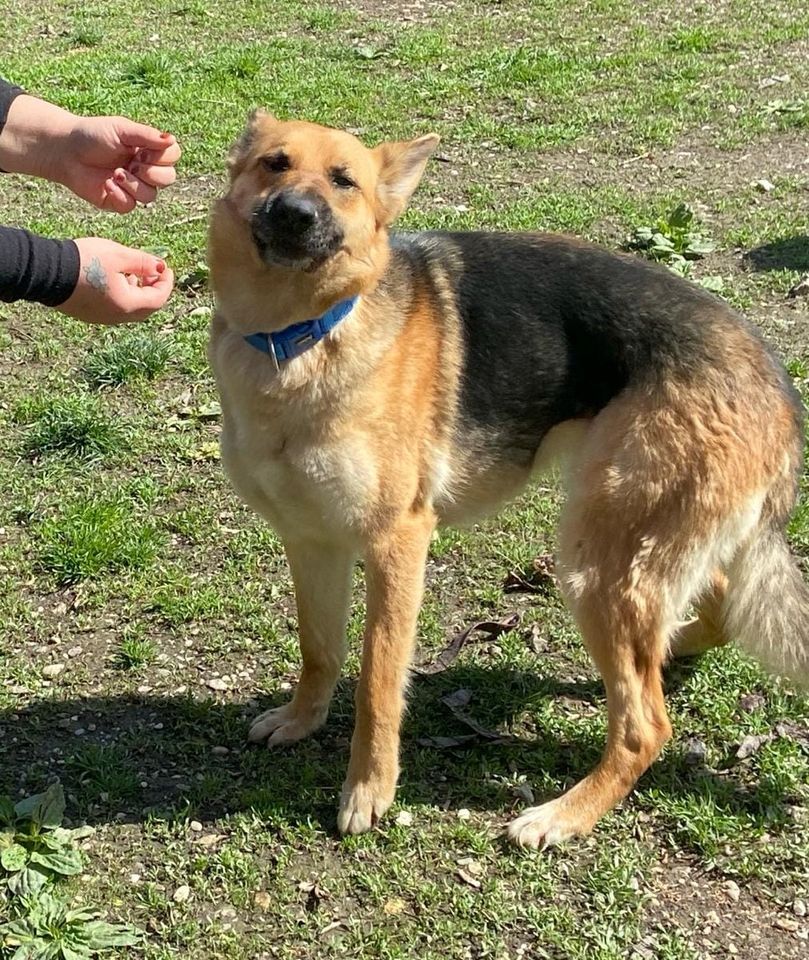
753,178,775,192
189,820,203,833
67,646,83,658
457,868,481,889
457,857,483,877
172,884,191,903
512,782,535,804
723,880,741,903
129,873,141,884
206,678,228,692
137,685,152,695
788,275,809,300
792,899,807,917
775,917,799,932
395,810,413,827
254,891,272,911
42,663,65,678
684,737,708,765
383,897,407,915
211,745,229,756
457,808,471,820
10,685,29,695
197,834,222,848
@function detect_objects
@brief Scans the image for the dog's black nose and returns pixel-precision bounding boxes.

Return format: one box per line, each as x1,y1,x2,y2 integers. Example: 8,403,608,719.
269,191,319,234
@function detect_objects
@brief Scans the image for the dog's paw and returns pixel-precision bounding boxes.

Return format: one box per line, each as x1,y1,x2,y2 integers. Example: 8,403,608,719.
337,777,396,835
506,799,582,850
247,702,327,747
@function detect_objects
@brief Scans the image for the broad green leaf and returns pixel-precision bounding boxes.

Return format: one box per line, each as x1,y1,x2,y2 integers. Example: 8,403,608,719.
36,784,66,830
3,917,37,940
7,865,50,897
51,826,94,844
14,792,47,820
10,944,45,960
698,275,725,292
667,203,693,229
59,945,91,960
1,843,29,872
27,891,69,929
0,796,15,825
82,921,139,949
30,847,84,876
684,237,716,257
64,907,97,924
12,783,66,829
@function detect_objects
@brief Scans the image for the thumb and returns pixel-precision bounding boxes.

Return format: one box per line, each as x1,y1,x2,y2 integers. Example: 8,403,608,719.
118,119,177,151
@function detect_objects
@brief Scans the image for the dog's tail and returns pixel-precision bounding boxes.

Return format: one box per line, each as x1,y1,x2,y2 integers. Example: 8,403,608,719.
724,522,809,683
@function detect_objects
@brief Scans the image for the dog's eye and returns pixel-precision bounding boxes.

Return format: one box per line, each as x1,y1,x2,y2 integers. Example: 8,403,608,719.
261,153,289,174
331,169,356,190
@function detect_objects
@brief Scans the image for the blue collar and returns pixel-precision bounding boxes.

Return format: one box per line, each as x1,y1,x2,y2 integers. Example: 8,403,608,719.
243,296,358,367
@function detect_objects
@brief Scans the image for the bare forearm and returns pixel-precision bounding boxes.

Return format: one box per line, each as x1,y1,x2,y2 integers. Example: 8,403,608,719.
0,86,75,181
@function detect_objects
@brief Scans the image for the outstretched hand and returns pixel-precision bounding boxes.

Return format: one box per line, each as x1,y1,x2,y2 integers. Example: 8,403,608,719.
54,115,181,213
59,238,174,324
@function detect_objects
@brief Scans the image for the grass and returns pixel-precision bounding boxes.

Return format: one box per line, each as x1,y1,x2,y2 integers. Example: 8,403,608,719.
36,496,164,585
16,393,128,463
82,329,172,388
1,1,808,959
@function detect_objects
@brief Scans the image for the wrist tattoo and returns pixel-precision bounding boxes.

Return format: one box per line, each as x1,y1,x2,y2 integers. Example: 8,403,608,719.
84,257,108,293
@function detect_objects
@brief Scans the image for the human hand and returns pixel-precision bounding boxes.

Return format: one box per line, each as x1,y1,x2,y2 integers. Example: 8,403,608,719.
58,238,174,324
52,115,181,213
0,95,181,212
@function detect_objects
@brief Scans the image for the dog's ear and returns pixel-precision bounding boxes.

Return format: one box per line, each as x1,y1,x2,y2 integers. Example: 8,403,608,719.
227,108,278,179
373,134,440,224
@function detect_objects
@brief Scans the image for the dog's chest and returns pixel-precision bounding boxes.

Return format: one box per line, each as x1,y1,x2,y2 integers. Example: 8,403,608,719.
221,397,378,541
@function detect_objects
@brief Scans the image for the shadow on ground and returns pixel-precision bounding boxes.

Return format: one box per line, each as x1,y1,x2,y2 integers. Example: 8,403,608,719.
0,659,791,849
743,235,809,272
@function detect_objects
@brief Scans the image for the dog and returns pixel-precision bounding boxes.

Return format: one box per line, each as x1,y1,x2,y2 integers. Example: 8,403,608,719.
207,110,808,847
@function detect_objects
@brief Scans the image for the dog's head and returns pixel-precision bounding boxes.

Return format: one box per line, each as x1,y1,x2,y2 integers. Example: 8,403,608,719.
210,111,438,328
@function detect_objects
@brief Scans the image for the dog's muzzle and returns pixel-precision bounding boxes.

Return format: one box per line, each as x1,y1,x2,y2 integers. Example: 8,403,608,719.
251,189,344,268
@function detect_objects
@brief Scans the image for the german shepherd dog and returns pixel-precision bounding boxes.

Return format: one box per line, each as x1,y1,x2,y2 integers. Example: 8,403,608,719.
207,110,808,847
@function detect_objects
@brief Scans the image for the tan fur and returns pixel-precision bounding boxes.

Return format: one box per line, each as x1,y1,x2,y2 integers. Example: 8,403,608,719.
209,114,805,847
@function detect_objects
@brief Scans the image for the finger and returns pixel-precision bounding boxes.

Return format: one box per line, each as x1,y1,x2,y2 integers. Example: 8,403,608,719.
126,161,177,189
113,246,167,279
113,167,158,205
102,177,137,214
120,267,175,316
118,120,178,152
132,141,182,167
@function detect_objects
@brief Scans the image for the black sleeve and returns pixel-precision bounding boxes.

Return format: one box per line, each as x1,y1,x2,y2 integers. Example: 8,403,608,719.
0,79,80,307
0,227,80,307
0,77,25,144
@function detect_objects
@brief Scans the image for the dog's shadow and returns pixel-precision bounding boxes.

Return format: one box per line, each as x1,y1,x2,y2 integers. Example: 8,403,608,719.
743,235,809,273
0,659,789,847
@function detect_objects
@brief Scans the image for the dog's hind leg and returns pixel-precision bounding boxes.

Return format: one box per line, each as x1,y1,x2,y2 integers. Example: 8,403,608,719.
670,569,730,659
508,382,764,848
508,522,676,848
249,539,355,746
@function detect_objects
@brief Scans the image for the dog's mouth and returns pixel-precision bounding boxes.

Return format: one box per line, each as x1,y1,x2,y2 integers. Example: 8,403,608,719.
251,189,344,272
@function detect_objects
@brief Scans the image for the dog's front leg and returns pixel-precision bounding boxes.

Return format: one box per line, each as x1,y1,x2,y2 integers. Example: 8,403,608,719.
338,510,435,835
249,539,355,746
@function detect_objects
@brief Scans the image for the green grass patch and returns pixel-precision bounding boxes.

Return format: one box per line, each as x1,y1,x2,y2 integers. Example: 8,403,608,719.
16,393,128,463
36,496,163,584
83,329,172,388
